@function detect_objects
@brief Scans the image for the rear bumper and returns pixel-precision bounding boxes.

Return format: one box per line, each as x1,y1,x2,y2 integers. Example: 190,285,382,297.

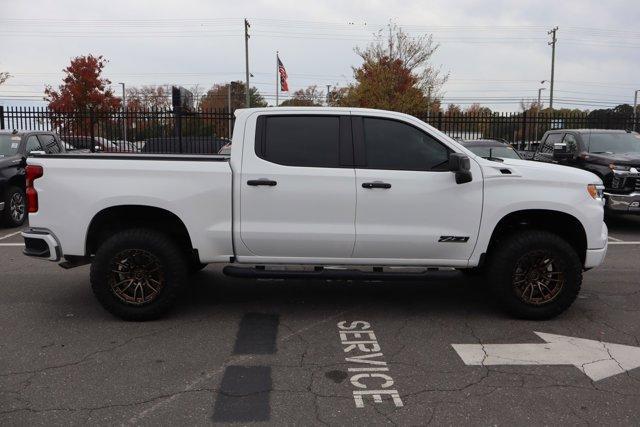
605,191,640,213
21,228,62,261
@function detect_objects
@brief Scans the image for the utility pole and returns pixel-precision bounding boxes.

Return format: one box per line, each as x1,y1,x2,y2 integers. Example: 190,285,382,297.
119,82,127,142
228,83,232,139
244,19,251,108
547,27,558,109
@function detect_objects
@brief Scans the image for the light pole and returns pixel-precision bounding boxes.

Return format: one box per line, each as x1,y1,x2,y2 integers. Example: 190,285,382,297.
634,89,639,132
537,87,546,108
535,87,547,143
119,82,127,143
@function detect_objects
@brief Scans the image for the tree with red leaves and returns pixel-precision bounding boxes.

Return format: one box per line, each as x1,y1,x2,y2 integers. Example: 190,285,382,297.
45,55,120,112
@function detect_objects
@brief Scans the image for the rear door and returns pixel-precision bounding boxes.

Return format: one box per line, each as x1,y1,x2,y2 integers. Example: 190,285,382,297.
351,114,483,263
238,113,356,260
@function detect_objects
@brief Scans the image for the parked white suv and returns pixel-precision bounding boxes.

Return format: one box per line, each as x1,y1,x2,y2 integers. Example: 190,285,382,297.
22,107,608,320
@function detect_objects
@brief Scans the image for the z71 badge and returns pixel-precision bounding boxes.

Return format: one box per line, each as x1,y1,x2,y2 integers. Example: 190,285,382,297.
438,236,470,243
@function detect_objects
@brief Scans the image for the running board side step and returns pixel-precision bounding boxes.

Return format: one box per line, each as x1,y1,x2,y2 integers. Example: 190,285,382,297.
222,266,437,281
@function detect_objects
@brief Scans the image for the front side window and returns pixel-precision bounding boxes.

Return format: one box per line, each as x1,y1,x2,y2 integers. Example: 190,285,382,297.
25,136,42,154
362,117,449,171
37,134,61,154
562,134,578,153
261,116,341,167
541,133,563,154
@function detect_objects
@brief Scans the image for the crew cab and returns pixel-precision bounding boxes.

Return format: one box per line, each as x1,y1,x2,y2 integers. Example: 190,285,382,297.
21,108,608,321
0,130,65,227
533,129,640,214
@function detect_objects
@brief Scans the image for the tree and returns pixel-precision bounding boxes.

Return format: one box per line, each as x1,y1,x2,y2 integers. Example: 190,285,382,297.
199,81,266,111
0,72,9,86
126,85,171,110
336,23,448,115
44,54,120,112
279,85,324,106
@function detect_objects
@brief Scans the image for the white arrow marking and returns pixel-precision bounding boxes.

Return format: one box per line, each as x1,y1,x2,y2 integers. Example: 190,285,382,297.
452,332,640,381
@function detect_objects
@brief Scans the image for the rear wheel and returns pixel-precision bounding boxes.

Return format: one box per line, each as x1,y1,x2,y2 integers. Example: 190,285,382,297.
3,186,27,227
90,229,188,321
487,230,582,319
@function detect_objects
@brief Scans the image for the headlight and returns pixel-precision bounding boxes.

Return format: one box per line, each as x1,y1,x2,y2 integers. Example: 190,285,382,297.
609,164,631,171
587,184,605,200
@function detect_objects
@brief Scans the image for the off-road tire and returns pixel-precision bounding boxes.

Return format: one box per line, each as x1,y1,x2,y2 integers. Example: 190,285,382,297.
486,230,582,320
90,229,188,321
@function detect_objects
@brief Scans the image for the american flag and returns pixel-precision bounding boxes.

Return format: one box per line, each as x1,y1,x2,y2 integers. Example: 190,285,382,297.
277,55,289,92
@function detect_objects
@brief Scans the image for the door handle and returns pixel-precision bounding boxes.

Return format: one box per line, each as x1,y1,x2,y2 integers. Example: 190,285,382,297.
247,179,277,186
362,182,391,189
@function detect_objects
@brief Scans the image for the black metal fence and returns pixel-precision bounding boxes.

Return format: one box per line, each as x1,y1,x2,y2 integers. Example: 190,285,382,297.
0,106,233,154
0,106,636,154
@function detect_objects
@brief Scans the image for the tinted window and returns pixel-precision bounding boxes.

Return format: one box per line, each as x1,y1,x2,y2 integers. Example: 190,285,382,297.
25,136,42,154
262,116,340,167
541,133,563,153
37,134,61,154
562,134,578,153
362,118,449,171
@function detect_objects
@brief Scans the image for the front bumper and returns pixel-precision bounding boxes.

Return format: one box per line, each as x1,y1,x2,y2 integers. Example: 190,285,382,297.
21,228,62,261
604,192,640,213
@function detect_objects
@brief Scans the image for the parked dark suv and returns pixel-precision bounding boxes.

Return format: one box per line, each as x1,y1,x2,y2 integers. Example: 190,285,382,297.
0,130,65,227
532,129,640,214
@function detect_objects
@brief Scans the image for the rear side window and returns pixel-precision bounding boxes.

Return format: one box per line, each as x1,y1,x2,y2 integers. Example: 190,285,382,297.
362,117,449,171
260,116,341,168
541,133,563,153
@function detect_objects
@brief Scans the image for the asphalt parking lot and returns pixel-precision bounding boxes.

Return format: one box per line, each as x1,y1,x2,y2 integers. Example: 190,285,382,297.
1,216,640,425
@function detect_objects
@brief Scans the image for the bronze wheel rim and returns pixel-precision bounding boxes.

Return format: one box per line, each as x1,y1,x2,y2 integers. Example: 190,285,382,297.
109,249,164,305
512,250,565,306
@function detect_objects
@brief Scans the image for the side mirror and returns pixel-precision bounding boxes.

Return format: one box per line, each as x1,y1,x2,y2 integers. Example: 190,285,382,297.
553,142,573,161
449,153,473,184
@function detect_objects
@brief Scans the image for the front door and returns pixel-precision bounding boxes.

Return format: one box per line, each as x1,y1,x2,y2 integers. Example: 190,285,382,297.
352,115,483,263
239,113,356,259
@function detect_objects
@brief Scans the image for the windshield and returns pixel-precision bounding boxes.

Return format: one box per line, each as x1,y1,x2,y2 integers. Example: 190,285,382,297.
0,135,21,157
466,145,521,159
587,133,640,154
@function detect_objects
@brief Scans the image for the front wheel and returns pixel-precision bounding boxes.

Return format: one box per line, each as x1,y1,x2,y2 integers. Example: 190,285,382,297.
90,229,188,321
487,230,582,320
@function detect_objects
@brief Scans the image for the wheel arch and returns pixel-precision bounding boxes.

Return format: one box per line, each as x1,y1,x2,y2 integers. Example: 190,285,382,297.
85,205,195,260
485,209,588,265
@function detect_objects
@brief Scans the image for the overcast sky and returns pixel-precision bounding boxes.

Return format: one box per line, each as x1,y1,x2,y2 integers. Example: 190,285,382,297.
1,0,639,111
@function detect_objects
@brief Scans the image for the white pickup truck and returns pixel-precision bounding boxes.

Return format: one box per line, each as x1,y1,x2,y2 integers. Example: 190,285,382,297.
22,107,608,321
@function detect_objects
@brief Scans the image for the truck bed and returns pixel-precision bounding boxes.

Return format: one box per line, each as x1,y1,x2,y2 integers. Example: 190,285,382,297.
26,153,234,262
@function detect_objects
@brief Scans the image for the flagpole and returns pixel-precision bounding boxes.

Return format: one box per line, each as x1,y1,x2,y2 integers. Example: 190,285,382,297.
275,51,279,107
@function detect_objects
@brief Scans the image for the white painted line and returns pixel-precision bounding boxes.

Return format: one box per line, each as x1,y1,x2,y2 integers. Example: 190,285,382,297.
452,331,640,382
0,243,24,247
607,236,623,242
609,241,640,245
0,230,23,241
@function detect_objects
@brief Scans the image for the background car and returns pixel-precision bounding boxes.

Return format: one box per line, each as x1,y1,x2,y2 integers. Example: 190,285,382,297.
0,130,65,227
461,139,523,160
